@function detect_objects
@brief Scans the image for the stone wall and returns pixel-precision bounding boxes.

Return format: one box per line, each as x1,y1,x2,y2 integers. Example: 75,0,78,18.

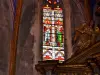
16,0,41,75
0,0,12,75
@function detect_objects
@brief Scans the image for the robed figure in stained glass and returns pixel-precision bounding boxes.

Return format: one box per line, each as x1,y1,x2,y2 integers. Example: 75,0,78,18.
42,0,65,61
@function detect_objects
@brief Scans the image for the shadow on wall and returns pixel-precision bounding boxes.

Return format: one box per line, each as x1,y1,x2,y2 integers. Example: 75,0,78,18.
70,0,85,46
18,3,36,48
16,0,37,75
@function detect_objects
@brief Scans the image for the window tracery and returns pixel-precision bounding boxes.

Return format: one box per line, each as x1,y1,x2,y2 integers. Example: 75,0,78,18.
42,0,65,61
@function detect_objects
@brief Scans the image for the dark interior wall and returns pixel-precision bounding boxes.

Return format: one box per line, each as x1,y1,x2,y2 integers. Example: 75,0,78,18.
0,0,12,75
16,0,37,75
70,0,85,28
94,1,100,26
18,0,37,47
70,0,86,45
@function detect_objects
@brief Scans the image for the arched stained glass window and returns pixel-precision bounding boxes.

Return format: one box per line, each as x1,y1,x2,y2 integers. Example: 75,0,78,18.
42,0,65,61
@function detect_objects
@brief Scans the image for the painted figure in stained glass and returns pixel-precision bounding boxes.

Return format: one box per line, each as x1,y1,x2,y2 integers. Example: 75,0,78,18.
42,0,65,61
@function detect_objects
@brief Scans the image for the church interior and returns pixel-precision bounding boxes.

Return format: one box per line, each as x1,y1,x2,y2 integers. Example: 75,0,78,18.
0,0,100,75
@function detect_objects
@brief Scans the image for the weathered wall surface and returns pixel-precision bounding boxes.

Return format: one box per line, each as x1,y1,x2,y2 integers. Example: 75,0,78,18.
0,0,12,75
70,0,86,27
16,0,41,75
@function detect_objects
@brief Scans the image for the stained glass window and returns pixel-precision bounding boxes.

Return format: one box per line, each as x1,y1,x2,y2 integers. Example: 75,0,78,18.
42,0,64,61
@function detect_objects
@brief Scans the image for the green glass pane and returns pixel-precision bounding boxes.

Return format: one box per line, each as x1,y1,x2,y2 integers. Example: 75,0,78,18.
57,32,62,43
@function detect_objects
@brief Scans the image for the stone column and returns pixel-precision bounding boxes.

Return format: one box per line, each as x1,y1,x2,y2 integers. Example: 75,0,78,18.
30,0,41,75
63,0,73,58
